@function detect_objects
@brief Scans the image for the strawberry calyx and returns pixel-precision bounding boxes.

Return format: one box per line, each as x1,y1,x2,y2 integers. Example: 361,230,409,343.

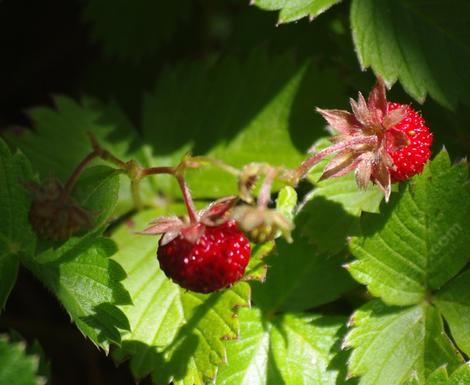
141,196,238,245
309,77,422,201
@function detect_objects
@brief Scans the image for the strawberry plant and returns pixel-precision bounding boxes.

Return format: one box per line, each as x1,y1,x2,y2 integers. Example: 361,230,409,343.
1,1,470,384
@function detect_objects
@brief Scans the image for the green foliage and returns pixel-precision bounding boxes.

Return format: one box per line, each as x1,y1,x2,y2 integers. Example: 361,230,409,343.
344,300,462,385
253,0,342,24
142,51,347,198
251,214,356,312
344,153,470,385
348,150,470,305
83,0,191,62
215,308,347,385
24,235,131,352
111,209,250,385
3,97,158,216
21,163,130,352
0,139,35,310
350,0,470,108
3,1,470,384
435,270,470,356
0,334,46,385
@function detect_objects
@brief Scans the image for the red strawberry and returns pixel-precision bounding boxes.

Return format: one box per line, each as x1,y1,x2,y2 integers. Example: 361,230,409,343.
386,102,432,182
302,78,432,201
157,220,250,293
141,197,251,293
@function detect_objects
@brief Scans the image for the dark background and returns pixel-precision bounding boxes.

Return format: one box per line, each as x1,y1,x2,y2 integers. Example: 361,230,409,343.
1,1,469,384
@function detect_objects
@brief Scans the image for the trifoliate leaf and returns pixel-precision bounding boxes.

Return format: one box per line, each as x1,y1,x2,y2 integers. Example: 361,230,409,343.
435,270,470,356
23,235,131,352
350,0,470,108
348,150,470,305
3,96,157,216
111,209,250,385
251,210,356,312
0,139,35,309
252,0,342,24
83,0,191,62
215,308,346,385
142,50,347,198
0,335,46,385
344,300,463,385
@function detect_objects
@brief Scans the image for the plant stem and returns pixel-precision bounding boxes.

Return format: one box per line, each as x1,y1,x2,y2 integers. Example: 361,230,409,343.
130,178,143,210
176,174,198,223
294,135,377,179
257,168,277,208
61,151,98,198
141,166,175,177
189,156,241,176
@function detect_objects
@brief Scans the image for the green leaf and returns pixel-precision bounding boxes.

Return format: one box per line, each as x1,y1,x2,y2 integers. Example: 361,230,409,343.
0,139,35,309
243,241,274,282
344,300,463,385
215,307,346,385
142,51,347,198
350,0,470,108
83,0,191,62
419,365,470,385
435,270,470,356
426,367,449,385
21,161,129,351
0,335,46,385
348,150,470,305
275,186,297,222
3,96,157,216
72,165,121,229
33,163,121,258
447,364,470,385
251,209,356,312
23,235,131,351
253,0,342,24
111,209,250,385
296,196,359,255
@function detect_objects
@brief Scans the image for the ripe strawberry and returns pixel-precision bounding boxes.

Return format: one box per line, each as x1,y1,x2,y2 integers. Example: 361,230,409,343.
157,220,250,293
386,102,432,182
142,197,251,293
307,77,432,201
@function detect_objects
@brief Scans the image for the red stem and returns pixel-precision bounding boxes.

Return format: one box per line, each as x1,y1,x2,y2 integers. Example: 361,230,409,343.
295,135,377,179
61,151,98,198
177,174,198,223
141,166,175,177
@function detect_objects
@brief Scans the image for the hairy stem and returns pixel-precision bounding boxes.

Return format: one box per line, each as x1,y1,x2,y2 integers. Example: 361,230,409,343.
176,174,198,223
61,151,98,199
295,135,377,179
189,156,241,176
257,167,277,208
141,166,175,177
